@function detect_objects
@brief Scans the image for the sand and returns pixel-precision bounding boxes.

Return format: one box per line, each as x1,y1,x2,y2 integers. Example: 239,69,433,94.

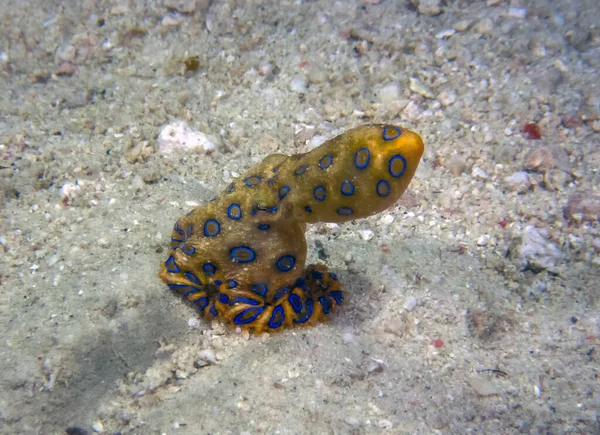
0,0,599,433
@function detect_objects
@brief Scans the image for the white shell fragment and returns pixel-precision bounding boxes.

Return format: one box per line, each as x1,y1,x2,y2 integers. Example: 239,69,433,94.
158,120,216,154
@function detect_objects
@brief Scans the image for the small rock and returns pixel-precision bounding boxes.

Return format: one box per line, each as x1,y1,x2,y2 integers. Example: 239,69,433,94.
92,421,104,433
474,18,494,37
508,7,527,19
510,226,565,271
468,377,499,396
524,148,556,172
471,167,488,179
158,120,216,154
445,156,466,176
504,171,532,193
379,214,395,225
358,229,374,241
290,77,307,93
164,0,196,13
409,77,434,99
417,0,442,16
379,82,401,105
367,358,385,374
197,349,217,365
438,90,457,106
378,419,393,429
476,235,489,246
563,193,600,223
403,296,417,311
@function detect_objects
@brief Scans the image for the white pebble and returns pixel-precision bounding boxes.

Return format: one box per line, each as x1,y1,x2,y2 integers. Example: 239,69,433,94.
508,7,527,19
290,77,307,93
477,235,490,246
197,349,217,365
471,167,488,179
188,317,201,329
358,229,375,241
158,120,216,154
404,296,417,311
92,421,104,433
379,214,395,225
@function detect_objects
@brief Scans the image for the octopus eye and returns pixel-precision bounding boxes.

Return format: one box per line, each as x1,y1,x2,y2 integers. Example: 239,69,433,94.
382,126,401,141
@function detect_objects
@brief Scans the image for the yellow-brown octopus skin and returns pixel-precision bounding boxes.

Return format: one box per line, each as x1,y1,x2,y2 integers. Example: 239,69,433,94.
158,124,425,333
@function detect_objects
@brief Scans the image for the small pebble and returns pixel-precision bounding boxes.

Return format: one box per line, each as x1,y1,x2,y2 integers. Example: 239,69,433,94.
379,82,401,105
468,378,499,396
197,349,217,365
290,77,308,93
504,171,532,193
92,421,104,433
358,229,374,241
417,0,442,16
508,7,527,19
404,296,417,312
525,148,556,172
471,167,488,179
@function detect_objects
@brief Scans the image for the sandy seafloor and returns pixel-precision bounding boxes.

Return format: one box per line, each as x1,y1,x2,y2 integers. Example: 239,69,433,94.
1,0,600,433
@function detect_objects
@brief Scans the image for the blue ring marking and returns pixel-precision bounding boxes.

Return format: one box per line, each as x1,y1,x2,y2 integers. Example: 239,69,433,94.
226,182,234,193
294,299,314,324
319,154,333,169
289,294,303,312
232,297,261,306
185,225,193,239
377,180,391,197
203,263,216,275
258,223,270,230
295,165,308,176
328,290,344,304
273,286,290,302
273,166,279,173
209,303,218,317
383,126,401,141
231,246,256,263
181,244,195,255
182,288,199,297
269,306,285,329
174,222,185,238
168,284,194,293
328,272,338,281
214,279,223,286
312,269,324,280
185,272,202,285
295,277,307,290
165,256,180,273
252,283,268,297
341,180,354,196
186,211,192,216
194,297,209,310
276,255,296,272
337,207,353,216
218,293,229,304
313,186,326,201
305,206,312,213
171,238,184,244
203,219,220,237
227,279,237,289
227,204,242,220
244,175,261,187
354,148,370,169
389,155,407,177
279,186,290,199
319,297,333,315
234,306,265,325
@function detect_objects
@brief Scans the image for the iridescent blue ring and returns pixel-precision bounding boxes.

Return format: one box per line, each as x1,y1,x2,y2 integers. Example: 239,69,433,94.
383,126,401,141
354,148,370,169
268,306,285,329
376,180,391,197
227,203,242,220
245,175,261,187
319,154,333,169
389,155,407,177
337,207,353,216
341,181,354,196
202,263,216,275
313,186,326,201
203,219,220,237
231,246,256,263
276,255,295,272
